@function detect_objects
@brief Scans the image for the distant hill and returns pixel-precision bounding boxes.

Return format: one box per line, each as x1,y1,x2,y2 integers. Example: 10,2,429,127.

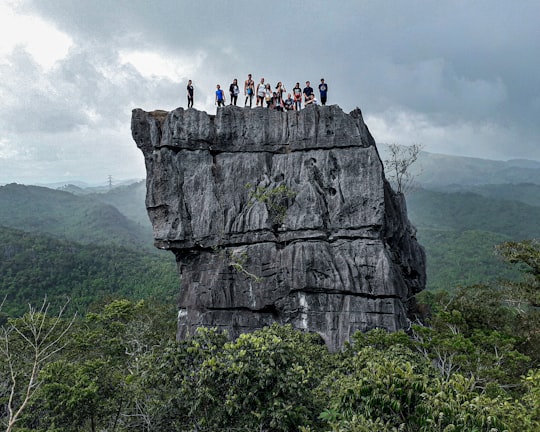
378,145,540,188
406,188,540,290
86,180,150,228
0,225,178,316
0,183,153,249
432,183,540,208
407,188,540,240
414,152,540,187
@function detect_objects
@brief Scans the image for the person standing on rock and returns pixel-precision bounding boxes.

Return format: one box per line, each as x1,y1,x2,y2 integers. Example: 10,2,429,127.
318,78,328,106
229,78,240,106
187,79,194,108
215,84,226,107
265,84,273,108
256,77,266,107
303,81,314,104
244,73,255,107
292,82,302,110
275,81,286,104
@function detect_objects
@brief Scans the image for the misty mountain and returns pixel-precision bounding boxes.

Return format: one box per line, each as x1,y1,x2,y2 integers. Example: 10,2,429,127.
0,183,153,249
379,145,540,188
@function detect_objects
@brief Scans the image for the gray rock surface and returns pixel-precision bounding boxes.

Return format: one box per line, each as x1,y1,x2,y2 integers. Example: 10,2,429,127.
132,105,426,350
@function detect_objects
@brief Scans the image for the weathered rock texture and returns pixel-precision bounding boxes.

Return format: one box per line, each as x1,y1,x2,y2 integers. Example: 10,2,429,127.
131,105,426,351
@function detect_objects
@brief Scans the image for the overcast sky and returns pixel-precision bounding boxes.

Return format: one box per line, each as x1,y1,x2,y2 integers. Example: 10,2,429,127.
1,0,539,185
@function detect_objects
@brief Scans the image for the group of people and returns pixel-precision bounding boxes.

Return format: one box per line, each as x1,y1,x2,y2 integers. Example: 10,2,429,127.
186,75,329,111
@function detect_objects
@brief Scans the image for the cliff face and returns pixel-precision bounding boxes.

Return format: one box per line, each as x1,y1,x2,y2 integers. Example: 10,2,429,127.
131,105,426,351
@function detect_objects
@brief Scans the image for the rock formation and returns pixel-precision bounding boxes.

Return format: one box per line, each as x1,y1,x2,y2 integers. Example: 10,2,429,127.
131,105,426,351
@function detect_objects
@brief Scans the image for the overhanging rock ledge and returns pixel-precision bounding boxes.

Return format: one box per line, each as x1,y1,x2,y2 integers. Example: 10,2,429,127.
131,104,426,351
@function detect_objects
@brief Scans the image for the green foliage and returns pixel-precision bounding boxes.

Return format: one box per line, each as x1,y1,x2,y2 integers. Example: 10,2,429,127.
38,358,124,431
227,249,263,282
417,229,521,290
3,177,540,430
318,328,537,432
407,187,540,290
0,300,75,432
407,189,540,239
0,226,178,316
34,299,176,432
0,298,538,432
496,240,540,306
0,183,153,249
246,182,296,226
140,324,330,431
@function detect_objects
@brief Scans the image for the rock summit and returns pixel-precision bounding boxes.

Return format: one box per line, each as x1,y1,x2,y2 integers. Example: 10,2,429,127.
131,104,426,350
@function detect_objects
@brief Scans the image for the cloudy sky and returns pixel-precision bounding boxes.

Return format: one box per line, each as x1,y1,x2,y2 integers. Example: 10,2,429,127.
1,0,538,185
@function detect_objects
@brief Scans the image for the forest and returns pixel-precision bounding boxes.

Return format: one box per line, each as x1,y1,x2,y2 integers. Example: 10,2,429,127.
0,239,539,431
2,152,540,431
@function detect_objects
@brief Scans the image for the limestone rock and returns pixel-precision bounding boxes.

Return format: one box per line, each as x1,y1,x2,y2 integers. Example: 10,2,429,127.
131,105,426,351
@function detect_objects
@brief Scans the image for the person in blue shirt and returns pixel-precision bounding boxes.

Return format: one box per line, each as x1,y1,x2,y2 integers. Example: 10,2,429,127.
318,78,328,106
215,84,226,107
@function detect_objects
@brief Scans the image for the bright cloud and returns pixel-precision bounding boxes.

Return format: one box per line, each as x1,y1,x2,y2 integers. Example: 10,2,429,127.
0,1,72,70
119,50,206,81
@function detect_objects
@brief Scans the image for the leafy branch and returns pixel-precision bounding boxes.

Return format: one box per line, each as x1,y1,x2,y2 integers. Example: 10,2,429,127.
246,183,297,226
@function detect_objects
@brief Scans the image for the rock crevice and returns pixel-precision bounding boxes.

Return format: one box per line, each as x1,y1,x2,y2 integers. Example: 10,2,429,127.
132,104,426,351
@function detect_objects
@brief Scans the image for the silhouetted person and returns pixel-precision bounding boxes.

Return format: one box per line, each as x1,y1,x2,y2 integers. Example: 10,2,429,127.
187,79,194,108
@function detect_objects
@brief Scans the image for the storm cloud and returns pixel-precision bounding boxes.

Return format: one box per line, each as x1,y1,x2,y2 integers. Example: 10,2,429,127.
1,0,539,184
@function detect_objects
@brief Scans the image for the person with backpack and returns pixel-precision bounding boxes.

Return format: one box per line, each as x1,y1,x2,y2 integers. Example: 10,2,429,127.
215,84,226,107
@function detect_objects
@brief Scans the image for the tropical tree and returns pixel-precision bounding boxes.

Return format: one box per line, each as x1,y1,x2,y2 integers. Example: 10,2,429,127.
0,299,75,432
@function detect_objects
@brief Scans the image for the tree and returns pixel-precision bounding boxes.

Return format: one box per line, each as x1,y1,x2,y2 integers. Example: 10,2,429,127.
496,239,540,307
0,299,75,432
383,143,423,194
37,299,175,432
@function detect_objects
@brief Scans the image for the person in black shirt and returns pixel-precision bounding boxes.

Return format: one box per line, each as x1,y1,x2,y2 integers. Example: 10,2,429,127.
318,78,328,106
303,81,313,104
229,78,240,105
